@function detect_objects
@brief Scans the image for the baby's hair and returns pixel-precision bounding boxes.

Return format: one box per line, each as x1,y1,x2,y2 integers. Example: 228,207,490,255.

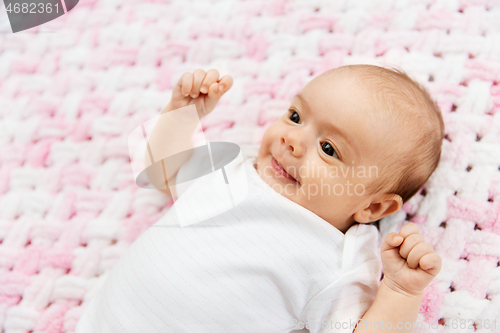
333,64,445,204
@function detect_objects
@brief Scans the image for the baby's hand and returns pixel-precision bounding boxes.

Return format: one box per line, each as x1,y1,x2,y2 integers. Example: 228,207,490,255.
381,222,442,296
164,68,233,119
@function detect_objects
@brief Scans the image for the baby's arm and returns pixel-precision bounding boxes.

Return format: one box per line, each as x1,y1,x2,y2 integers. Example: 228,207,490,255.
144,68,233,196
353,223,442,333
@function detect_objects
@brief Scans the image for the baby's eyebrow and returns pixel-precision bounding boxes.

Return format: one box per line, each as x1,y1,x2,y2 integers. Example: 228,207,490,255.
294,93,356,152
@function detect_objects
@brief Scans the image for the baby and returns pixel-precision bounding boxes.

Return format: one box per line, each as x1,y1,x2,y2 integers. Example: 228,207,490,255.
76,65,444,333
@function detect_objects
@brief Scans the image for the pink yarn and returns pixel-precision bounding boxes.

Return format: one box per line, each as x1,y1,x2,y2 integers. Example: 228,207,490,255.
14,246,43,275
491,85,500,114
245,33,269,61
42,247,75,270
410,215,427,225
454,254,497,299
35,301,74,333
300,14,336,33
12,55,40,74
447,196,489,224
465,60,500,81
419,281,443,324
0,294,22,307
26,139,57,168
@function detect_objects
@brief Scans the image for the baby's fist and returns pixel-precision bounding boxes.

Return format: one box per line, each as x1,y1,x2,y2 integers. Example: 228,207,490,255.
381,223,442,296
164,68,233,119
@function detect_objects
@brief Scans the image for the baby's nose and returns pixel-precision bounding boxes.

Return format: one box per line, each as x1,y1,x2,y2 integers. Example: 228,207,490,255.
281,136,305,157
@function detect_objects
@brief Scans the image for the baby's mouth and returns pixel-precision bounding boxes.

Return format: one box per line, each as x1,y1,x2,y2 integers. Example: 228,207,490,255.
271,157,300,184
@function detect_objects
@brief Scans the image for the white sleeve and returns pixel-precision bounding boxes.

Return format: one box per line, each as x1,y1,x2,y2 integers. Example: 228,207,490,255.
300,224,382,333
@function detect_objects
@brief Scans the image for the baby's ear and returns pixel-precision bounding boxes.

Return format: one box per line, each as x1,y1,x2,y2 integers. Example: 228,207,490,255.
353,194,403,223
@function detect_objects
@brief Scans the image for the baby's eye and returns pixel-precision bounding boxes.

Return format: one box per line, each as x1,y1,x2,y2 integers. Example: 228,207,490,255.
321,142,339,159
289,110,300,124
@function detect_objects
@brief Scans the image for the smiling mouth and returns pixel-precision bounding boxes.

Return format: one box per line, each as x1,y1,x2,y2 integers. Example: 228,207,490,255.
271,157,299,184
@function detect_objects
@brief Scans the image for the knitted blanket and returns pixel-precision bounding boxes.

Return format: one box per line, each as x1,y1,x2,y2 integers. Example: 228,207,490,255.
0,0,499,332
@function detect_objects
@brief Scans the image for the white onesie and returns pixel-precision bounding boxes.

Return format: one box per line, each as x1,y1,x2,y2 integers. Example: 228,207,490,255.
76,145,382,333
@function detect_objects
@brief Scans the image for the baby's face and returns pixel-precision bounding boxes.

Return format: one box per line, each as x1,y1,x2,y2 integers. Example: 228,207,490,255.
256,70,400,233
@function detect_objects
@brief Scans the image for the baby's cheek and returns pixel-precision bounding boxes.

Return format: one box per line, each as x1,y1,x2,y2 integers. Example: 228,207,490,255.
301,160,326,180
260,124,278,146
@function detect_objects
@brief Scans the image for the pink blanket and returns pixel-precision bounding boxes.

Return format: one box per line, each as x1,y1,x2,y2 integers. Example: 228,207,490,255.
0,0,499,331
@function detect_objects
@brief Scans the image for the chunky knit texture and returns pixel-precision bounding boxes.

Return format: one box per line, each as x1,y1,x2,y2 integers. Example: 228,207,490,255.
0,0,499,332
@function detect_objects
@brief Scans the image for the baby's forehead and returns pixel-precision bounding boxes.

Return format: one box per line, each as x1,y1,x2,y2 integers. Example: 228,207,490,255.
306,68,384,112
321,67,429,122
306,68,405,124
313,67,428,152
